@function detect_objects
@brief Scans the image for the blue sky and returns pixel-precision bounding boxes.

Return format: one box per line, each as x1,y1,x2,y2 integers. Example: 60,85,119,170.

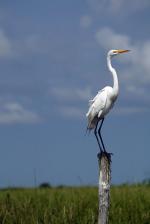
0,0,150,187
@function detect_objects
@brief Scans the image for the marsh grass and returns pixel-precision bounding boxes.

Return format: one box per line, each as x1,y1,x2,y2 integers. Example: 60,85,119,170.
0,184,149,224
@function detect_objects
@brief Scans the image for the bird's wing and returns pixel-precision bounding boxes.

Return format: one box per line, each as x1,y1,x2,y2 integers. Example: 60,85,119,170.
88,88,107,109
86,88,107,129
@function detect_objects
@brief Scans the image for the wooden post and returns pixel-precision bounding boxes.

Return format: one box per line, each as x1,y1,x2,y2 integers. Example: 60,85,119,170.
97,152,111,224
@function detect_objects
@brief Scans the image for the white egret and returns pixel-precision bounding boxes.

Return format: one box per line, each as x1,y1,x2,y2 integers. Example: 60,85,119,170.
86,49,130,153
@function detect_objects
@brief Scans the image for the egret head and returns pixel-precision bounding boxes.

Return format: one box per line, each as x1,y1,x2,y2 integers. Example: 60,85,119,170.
108,49,130,57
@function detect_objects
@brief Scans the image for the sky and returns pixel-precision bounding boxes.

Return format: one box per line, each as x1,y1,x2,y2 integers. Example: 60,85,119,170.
0,0,150,187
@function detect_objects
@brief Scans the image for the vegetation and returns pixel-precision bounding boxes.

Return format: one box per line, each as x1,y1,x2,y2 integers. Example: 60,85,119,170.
0,184,149,224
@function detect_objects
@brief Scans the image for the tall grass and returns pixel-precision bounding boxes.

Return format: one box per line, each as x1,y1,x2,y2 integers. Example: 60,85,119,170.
0,184,149,224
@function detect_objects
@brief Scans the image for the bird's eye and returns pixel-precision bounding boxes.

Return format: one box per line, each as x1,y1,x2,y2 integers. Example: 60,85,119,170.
113,50,117,54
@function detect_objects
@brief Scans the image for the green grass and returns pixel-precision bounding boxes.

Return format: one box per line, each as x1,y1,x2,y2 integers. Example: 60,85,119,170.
0,185,149,224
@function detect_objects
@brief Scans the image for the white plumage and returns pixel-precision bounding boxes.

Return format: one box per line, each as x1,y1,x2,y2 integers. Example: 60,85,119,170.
86,49,130,152
86,86,115,129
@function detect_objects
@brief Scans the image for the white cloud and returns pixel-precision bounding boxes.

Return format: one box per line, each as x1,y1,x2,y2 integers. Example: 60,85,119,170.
114,106,149,115
95,27,132,50
95,27,150,83
108,0,150,12
50,86,93,119
87,0,104,12
0,102,41,124
0,29,12,57
50,86,93,102
0,32,49,58
126,85,146,97
94,27,150,112
80,15,92,28
108,0,124,11
87,0,150,13
55,101,149,119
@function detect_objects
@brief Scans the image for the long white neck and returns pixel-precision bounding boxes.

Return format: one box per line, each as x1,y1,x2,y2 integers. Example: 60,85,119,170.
107,55,119,98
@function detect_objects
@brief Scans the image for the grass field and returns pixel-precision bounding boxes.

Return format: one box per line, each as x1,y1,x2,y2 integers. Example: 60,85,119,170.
0,184,149,224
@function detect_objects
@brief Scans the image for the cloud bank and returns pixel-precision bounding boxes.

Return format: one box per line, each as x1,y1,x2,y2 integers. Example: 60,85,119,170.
87,0,150,13
95,27,150,90
0,102,41,124
0,29,12,57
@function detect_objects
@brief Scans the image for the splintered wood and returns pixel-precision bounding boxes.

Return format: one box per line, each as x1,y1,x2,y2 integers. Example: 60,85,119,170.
98,152,111,224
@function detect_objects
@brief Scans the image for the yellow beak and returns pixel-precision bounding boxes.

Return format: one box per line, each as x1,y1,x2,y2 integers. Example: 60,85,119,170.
117,49,130,54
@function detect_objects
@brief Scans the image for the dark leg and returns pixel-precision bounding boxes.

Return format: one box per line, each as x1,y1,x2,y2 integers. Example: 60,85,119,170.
94,122,103,153
98,118,106,152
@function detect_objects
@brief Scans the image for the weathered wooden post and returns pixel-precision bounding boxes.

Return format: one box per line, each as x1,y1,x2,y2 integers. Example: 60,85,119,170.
97,152,112,224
